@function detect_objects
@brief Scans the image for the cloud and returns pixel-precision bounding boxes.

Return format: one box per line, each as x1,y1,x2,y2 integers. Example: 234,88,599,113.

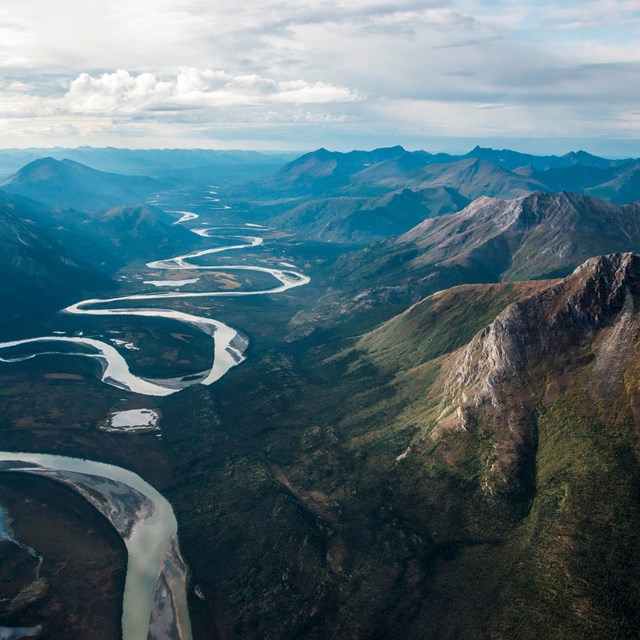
0,0,639,153
64,68,364,114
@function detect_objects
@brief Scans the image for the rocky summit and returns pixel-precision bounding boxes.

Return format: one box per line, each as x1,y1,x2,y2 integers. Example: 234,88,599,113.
438,252,640,494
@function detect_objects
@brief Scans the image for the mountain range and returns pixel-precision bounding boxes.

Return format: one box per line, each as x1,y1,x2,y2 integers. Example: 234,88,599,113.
235,146,640,244
2,145,640,639
251,145,637,199
0,147,297,181
1,157,159,213
295,191,640,331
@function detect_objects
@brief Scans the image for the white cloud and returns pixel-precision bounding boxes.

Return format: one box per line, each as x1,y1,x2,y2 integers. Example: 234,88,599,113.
63,68,364,114
0,0,639,152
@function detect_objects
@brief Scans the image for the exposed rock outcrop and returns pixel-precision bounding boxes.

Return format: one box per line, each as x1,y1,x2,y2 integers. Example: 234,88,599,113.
436,253,640,493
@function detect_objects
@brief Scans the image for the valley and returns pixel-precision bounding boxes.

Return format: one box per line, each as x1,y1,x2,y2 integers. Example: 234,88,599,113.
0,177,338,639
0,146,639,640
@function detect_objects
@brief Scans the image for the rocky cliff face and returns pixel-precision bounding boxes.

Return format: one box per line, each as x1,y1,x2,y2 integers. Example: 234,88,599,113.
437,252,640,493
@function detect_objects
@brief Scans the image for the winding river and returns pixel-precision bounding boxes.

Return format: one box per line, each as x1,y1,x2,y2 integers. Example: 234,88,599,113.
0,222,310,396
0,209,310,639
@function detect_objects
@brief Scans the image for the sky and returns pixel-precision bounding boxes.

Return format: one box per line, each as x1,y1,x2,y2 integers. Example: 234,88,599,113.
1,0,640,155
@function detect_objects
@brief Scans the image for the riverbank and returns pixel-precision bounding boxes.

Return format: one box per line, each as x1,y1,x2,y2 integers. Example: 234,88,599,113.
0,453,192,640
0,473,126,639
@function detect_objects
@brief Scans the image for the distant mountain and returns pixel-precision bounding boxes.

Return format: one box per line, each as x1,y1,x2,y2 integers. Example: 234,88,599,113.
515,163,618,192
270,187,470,244
248,150,584,204
463,145,634,170
0,189,196,275
0,194,198,328
0,147,297,181
249,152,553,244
1,157,158,212
584,161,640,204
91,204,197,263
357,157,546,200
246,146,421,197
0,192,112,327
241,146,640,208
511,160,640,204
339,149,436,183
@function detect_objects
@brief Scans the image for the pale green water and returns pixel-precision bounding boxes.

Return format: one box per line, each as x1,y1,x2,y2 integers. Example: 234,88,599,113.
0,452,191,640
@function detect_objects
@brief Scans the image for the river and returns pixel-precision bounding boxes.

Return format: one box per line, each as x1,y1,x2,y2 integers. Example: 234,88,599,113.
0,205,310,639
0,224,309,396
0,452,190,640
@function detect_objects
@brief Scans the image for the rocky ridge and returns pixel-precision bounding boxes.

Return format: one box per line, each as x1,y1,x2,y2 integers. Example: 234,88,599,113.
436,252,640,493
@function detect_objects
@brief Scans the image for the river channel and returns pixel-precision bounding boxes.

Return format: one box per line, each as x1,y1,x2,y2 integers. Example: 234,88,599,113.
0,202,310,639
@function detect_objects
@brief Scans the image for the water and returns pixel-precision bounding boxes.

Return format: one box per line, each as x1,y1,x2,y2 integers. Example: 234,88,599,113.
0,452,191,640
0,223,309,397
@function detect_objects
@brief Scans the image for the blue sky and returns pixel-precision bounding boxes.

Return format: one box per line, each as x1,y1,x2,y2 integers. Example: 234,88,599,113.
1,0,639,155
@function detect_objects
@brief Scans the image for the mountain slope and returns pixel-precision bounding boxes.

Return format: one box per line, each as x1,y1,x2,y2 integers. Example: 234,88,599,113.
243,146,431,197
270,187,470,244
358,280,554,371
585,161,640,204
361,158,547,199
346,252,640,639
91,204,198,262
163,254,640,640
333,191,640,306
1,157,158,212
0,193,113,327
435,252,640,491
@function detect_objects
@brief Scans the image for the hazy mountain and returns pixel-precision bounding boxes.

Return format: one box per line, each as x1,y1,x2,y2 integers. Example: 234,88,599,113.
248,149,544,200
0,192,112,326
358,157,546,199
90,204,198,263
52,147,295,177
1,157,158,212
0,147,297,181
463,145,634,170
238,147,640,215
584,161,640,204
339,149,436,183
245,146,422,197
269,186,470,244
514,163,617,192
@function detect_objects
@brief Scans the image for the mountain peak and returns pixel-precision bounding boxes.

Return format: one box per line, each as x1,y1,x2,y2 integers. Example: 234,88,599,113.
9,156,62,181
2,157,157,212
438,251,640,493
571,251,640,294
